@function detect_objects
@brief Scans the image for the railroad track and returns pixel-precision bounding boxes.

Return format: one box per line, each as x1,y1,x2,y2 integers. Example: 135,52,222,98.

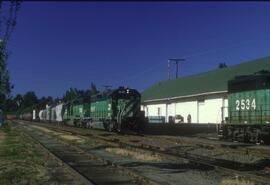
16,120,270,185
15,122,162,185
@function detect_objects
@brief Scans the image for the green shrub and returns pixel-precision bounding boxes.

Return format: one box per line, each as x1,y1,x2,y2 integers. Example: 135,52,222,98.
2,120,12,130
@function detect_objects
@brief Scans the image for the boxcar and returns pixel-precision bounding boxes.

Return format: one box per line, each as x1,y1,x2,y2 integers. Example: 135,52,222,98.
55,103,64,122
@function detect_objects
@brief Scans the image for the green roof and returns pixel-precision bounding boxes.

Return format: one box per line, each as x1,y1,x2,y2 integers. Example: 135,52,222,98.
142,56,270,102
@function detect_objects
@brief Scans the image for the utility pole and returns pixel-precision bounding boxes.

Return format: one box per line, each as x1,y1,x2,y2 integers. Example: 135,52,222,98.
168,58,186,79
168,59,170,80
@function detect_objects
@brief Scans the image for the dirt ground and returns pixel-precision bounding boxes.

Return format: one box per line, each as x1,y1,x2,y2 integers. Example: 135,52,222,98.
18,122,268,185
0,131,5,140
33,126,260,185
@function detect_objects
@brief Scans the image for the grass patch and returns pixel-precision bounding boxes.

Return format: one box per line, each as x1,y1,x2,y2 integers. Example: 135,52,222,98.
32,125,97,146
58,134,99,146
263,166,270,174
59,134,85,142
105,147,162,161
0,128,49,185
1,120,12,132
31,125,58,135
221,179,255,185
0,125,90,185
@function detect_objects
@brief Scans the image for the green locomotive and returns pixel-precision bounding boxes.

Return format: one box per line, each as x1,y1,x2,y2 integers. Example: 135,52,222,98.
64,87,143,132
221,71,270,143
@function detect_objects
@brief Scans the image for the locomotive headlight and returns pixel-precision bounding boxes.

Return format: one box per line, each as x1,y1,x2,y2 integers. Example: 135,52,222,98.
127,89,130,94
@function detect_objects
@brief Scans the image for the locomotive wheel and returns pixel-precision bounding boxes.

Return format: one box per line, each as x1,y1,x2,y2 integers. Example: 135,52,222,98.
73,120,77,127
232,129,239,142
244,132,250,143
86,121,91,129
255,129,262,144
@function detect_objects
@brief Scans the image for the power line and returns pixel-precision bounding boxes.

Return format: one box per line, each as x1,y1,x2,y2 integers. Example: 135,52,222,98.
115,36,270,86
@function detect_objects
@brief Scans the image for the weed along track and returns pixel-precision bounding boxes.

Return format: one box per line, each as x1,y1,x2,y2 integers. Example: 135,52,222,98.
16,120,270,185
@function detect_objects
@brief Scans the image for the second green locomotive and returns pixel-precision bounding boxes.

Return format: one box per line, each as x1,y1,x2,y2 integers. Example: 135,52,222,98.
220,71,270,143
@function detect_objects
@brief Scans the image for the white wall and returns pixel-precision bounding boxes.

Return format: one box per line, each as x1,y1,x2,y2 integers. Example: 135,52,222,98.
198,98,223,123
175,101,197,123
32,110,36,120
143,96,228,124
145,104,166,117
167,103,176,117
223,98,228,122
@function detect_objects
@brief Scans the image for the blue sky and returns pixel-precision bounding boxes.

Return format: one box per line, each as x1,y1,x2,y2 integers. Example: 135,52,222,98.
7,2,270,98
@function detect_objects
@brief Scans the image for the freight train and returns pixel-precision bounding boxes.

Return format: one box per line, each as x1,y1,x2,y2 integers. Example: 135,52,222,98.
20,87,145,132
219,70,270,143
18,71,270,143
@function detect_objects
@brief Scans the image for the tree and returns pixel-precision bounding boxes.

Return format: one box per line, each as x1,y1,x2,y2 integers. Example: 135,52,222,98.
37,96,55,108
46,96,54,105
54,97,61,104
62,87,80,102
5,98,16,112
21,91,38,110
0,1,21,111
61,83,99,103
90,82,98,95
14,94,23,107
83,83,99,97
219,62,227,69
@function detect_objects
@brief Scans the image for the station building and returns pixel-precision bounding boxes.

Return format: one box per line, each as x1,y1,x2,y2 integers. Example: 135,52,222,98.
141,57,270,124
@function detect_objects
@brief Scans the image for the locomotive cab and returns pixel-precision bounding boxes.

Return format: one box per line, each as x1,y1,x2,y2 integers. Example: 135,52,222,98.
109,87,142,131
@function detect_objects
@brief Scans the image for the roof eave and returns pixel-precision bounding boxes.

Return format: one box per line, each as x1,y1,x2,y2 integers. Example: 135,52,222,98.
142,90,227,104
